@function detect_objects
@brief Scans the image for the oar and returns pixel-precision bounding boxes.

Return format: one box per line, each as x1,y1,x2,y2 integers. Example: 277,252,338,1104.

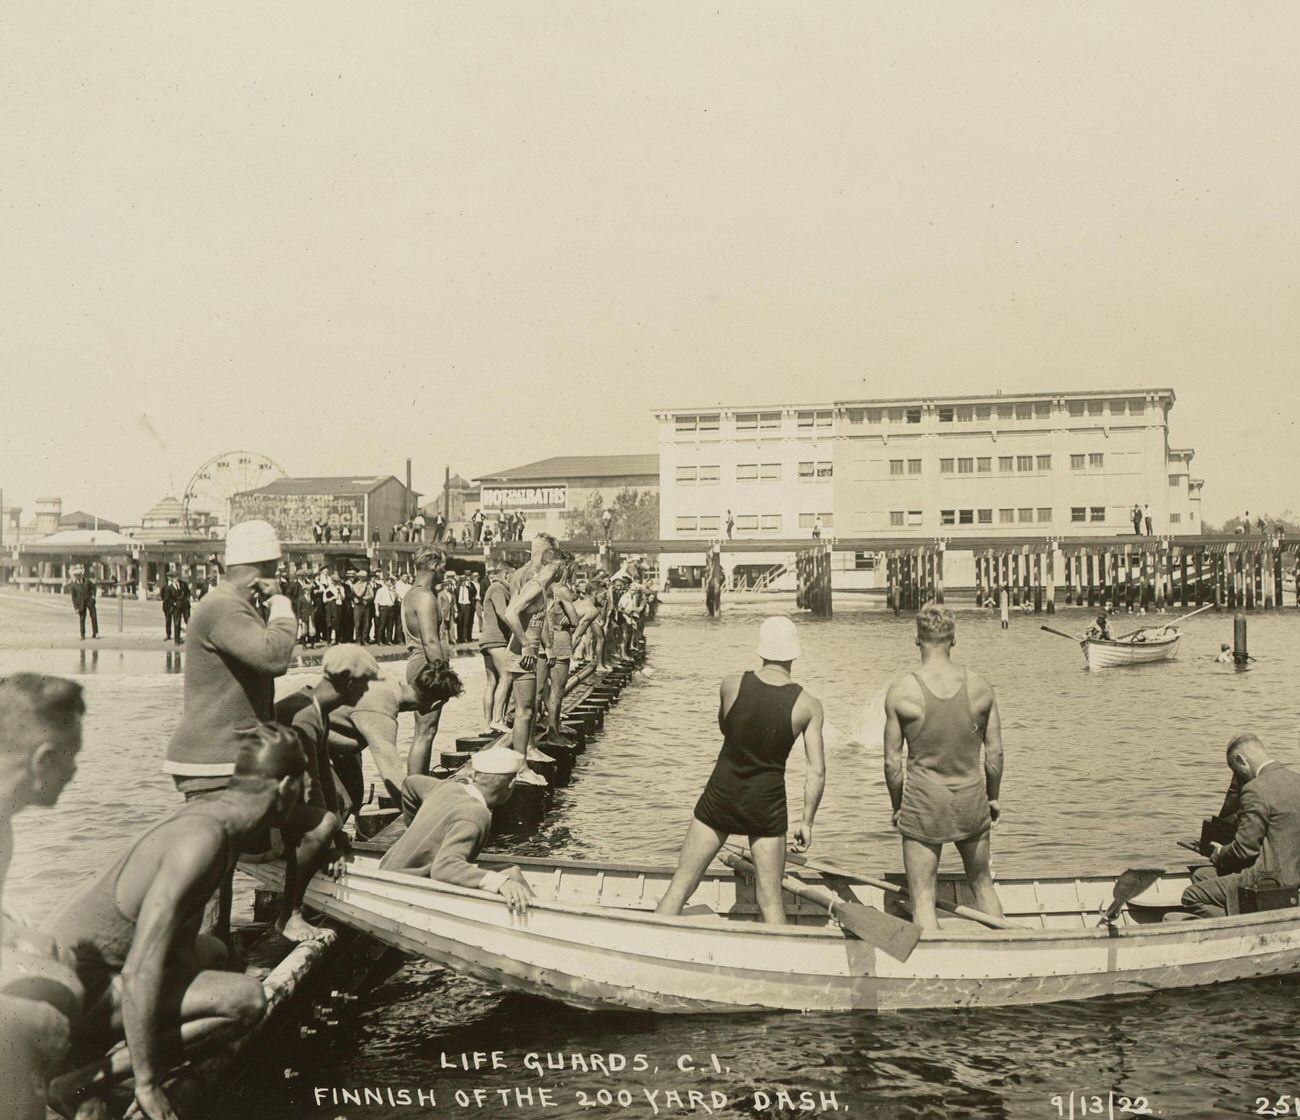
1040,625,1082,642
1098,867,1165,925
717,849,922,962
780,849,1025,931
1115,602,1214,641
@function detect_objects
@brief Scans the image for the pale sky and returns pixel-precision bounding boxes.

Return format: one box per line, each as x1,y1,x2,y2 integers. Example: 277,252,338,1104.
3,2,1297,526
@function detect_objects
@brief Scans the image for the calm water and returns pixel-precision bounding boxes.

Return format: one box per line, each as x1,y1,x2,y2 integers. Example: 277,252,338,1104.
9,604,1300,1119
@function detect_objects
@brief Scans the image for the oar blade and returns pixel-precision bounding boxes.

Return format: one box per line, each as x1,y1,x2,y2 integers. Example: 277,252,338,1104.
832,900,922,962
1102,867,1165,923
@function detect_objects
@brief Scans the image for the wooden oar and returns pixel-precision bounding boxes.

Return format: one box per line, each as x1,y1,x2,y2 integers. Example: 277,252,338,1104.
717,849,922,962
1098,867,1165,925
779,849,1025,931
1040,625,1082,642
1115,602,1213,642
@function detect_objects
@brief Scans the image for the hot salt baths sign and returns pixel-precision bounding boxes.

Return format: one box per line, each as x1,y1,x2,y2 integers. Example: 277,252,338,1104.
481,485,567,511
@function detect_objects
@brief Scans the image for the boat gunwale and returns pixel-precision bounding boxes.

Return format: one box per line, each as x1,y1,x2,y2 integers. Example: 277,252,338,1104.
1083,632,1181,650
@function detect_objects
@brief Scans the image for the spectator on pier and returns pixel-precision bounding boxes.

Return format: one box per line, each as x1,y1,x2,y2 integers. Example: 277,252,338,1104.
432,511,447,543
70,570,98,641
602,507,613,541
883,603,1006,932
471,508,485,544
657,617,826,924
379,746,532,911
438,577,456,650
297,573,316,646
323,522,332,543
1131,505,1143,535
373,575,397,645
350,569,374,645
403,548,459,778
0,675,85,1120
726,509,735,540
1182,734,1300,919
455,572,478,644
339,523,352,545
496,509,509,543
1257,515,1268,535
46,727,318,1119
312,520,324,543
413,512,426,542
161,568,189,645
812,515,823,540
1143,505,1153,536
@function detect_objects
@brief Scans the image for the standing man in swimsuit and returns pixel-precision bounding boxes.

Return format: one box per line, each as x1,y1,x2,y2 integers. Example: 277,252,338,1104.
45,727,309,1120
478,562,515,735
657,616,825,923
538,558,582,749
884,602,1005,931
402,548,457,777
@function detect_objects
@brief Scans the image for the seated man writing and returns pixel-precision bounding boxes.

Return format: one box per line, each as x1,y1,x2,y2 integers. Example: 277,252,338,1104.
44,726,312,1120
378,746,533,914
1182,734,1300,919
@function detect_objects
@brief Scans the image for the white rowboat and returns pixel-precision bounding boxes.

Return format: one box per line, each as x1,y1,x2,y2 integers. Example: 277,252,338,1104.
242,850,1300,1013
1082,629,1180,670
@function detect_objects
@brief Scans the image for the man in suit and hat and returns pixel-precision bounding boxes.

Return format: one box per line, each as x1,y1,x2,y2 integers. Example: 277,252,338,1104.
160,567,190,645
69,569,98,641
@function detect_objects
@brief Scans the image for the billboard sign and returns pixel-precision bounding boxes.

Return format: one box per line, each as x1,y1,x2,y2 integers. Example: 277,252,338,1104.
481,485,567,511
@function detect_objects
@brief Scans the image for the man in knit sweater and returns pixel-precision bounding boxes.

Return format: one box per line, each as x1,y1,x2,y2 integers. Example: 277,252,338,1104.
379,747,533,913
163,519,298,939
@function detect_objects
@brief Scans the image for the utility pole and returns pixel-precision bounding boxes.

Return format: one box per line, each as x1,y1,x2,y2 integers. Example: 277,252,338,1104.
444,465,450,522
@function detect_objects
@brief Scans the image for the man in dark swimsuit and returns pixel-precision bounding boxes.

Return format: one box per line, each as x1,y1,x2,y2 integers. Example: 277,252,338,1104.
884,603,1005,931
402,548,454,777
657,617,825,924
44,726,310,1120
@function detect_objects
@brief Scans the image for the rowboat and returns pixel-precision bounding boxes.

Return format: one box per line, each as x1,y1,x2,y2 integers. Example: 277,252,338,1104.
1082,628,1180,670
241,848,1300,1013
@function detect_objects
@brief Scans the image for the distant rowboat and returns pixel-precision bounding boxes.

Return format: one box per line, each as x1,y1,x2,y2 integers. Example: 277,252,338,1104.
242,850,1300,1013
1082,628,1180,670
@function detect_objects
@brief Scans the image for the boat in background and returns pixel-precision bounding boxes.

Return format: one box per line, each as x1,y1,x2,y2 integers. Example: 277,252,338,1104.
1083,628,1181,670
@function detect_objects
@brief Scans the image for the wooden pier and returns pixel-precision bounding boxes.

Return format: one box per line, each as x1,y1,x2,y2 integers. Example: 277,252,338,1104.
795,543,833,616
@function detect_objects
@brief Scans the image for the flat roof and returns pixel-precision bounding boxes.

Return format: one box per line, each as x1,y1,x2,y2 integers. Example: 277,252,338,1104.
477,454,659,484
239,475,410,497
655,388,1177,416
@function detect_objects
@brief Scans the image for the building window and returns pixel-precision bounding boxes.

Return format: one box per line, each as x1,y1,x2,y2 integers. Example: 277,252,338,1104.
977,457,992,473
1170,513,1181,524
846,408,864,424
1068,400,1086,417
866,408,882,423
1126,399,1144,415
798,462,815,480
675,415,697,433
999,508,1015,524
889,511,904,527
821,512,833,529
736,412,757,431
999,456,1013,472
941,510,956,526
737,463,758,481
697,414,720,431
939,458,954,474
1071,453,1085,469
699,515,720,532
759,463,780,481
975,404,992,420
1016,455,1033,471
1089,452,1104,468
908,510,923,527
1018,507,1034,523
958,509,974,525
978,508,993,524
799,513,814,529
1015,402,1033,420
760,514,781,532
1087,400,1104,416
889,460,904,476
759,411,781,429
1071,507,1086,522
698,465,719,484
675,516,697,532
854,552,878,570
1034,401,1051,418
956,406,973,421
887,407,904,422
817,462,833,478
736,514,758,530
796,410,832,429
1169,474,1181,487
1037,507,1052,523
675,466,697,484
1090,506,1106,522
904,459,920,475
958,457,974,474
1036,454,1052,470
938,407,954,422
906,407,922,424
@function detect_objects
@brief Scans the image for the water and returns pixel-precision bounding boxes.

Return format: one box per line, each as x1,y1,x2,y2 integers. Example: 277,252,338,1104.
10,604,1300,1119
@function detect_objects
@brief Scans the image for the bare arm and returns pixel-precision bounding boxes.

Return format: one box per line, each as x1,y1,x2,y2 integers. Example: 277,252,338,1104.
794,696,826,849
349,711,405,792
411,590,446,663
716,673,742,732
982,689,1004,810
571,602,599,646
501,581,542,651
883,683,906,817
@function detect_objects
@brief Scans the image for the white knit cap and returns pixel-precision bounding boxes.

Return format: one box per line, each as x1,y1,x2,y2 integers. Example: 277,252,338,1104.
471,746,526,775
756,615,801,662
224,520,282,566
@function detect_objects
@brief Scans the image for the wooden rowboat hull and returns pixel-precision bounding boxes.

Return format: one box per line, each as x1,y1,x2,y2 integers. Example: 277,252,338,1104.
1084,633,1179,670
243,853,1300,1013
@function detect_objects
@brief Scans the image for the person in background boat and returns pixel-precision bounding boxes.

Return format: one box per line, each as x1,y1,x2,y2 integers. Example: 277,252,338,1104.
0,675,85,1120
403,549,462,778
884,603,1005,932
479,562,515,735
657,616,826,924
1086,611,1112,641
45,726,307,1120
163,519,298,944
379,746,533,913
1181,734,1300,919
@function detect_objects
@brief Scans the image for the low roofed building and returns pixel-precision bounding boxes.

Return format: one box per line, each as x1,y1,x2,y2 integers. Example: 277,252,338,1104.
230,475,419,543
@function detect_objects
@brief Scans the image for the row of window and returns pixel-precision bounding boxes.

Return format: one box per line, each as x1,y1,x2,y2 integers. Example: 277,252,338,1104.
675,462,833,484
887,453,1105,476
675,513,834,533
676,409,834,433
887,507,1096,527
845,399,1145,424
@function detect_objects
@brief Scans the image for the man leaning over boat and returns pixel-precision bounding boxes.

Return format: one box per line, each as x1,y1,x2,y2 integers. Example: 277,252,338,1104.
1181,734,1300,919
379,747,534,914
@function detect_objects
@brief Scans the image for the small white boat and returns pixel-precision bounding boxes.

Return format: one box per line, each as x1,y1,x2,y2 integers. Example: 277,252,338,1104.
242,850,1300,1013
1082,628,1180,670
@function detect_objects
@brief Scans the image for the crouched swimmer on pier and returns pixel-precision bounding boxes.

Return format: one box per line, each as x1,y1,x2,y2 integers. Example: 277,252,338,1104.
657,617,826,924
44,726,312,1120
379,746,534,913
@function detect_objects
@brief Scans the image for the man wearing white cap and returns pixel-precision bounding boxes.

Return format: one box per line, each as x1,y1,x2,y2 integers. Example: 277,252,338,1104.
657,616,825,924
163,519,298,940
378,747,533,913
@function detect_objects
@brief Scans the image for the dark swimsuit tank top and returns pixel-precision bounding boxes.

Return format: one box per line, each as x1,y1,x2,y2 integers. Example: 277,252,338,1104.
694,671,803,837
904,670,986,782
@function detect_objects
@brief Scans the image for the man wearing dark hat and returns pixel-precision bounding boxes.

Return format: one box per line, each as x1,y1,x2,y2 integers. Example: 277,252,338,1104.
69,569,98,641
160,567,189,645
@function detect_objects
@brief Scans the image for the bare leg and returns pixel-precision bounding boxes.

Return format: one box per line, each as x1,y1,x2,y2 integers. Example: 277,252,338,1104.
510,674,536,757
656,819,727,915
277,805,339,942
545,660,571,740
532,659,550,745
593,623,607,670
954,831,1004,918
481,651,499,730
902,837,943,932
407,705,443,777
748,834,788,924
488,648,512,727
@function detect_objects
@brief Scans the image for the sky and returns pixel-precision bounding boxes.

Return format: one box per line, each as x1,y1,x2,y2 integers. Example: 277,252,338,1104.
2,2,1297,527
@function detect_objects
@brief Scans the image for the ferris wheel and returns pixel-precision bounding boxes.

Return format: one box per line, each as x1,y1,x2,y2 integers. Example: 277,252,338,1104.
183,451,286,535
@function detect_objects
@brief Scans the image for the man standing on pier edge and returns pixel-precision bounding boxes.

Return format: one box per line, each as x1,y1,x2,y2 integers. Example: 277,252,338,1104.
70,569,98,640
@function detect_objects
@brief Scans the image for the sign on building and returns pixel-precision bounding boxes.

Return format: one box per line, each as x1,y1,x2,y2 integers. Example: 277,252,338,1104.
481,486,567,510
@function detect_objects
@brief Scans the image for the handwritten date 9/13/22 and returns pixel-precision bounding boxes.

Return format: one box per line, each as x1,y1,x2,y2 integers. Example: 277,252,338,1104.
1049,1092,1154,1118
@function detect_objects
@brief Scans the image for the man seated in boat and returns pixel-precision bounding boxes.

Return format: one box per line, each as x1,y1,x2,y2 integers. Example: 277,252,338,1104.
1181,734,1300,919
378,746,534,914
43,725,309,1120
1085,612,1112,641
884,603,1006,931
656,616,826,924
